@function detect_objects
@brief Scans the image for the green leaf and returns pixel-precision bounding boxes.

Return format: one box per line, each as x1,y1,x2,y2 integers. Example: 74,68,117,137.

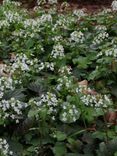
92,131,106,140
3,89,25,100
28,80,46,95
53,143,67,156
114,152,117,156
28,109,38,118
55,131,67,141
26,39,34,49
73,56,91,69
110,84,117,97
9,141,23,155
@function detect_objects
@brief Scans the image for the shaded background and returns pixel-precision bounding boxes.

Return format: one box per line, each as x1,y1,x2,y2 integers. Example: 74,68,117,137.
0,0,113,11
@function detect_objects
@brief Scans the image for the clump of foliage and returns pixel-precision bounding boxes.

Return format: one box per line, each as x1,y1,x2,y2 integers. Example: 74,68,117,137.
0,0,117,155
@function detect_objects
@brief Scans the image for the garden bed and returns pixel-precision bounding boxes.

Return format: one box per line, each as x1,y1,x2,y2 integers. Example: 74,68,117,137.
0,0,117,156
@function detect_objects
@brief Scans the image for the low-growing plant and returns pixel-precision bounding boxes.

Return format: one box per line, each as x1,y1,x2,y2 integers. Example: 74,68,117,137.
0,0,117,155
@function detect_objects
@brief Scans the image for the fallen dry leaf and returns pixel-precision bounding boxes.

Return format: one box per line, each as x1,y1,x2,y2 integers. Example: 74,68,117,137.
105,111,117,124
78,80,88,86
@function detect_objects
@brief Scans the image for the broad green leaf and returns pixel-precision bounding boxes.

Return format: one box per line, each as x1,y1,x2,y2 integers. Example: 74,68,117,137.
53,143,67,156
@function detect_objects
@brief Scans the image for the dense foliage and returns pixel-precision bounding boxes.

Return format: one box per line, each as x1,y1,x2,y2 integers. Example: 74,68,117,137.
0,0,117,155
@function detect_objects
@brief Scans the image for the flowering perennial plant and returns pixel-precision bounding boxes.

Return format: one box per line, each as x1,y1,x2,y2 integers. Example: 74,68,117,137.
92,32,109,45
0,138,13,156
70,31,85,44
0,0,117,155
0,98,28,124
51,44,65,59
80,94,112,108
97,47,117,58
29,92,59,121
111,0,117,11
60,102,80,123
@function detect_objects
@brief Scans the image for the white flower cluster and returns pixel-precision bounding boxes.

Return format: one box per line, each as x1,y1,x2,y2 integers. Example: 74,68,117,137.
12,30,25,38
10,54,30,72
73,9,86,19
58,66,72,75
70,31,84,43
29,92,58,120
0,64,7,76
54,15,73,30
95,25,107,32
60,102,80,123
97,47,117,58
37,0,46,5
0,20,10,29
0,1,23,29
97,8,112,15
38,62,54,71
0,77,14,99
51,44,65,59
111,0,117,11
75,83,112,109
48,0,57,5
12,29,37,38
93,32,109,45
23,18,41,30
0,77,13,90
52,35,63,43
0,138,13,156
76,85,91,94
4,11,22,23
0,98,28,124
80,94,112,108
3,0,21,7
56,75,72,91
9,53,54,74
10,54,36,73
13,14,51,37
40,14,52,24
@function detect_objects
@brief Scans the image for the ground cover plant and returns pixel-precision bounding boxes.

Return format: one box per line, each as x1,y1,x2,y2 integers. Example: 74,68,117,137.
0,0,117,155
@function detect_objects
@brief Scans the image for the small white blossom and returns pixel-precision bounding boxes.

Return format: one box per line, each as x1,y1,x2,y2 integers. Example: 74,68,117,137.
93,32,109,45
95,25,107,32
97,47,117,58
80,94,112,108
73,9,86,19
0,98,27,124
29,92,59,120
70,31,84,43
51,44,64,59
111,0,117,11
60,102,80,123
0,138,13,155
58,66,72,75
48,0,57,4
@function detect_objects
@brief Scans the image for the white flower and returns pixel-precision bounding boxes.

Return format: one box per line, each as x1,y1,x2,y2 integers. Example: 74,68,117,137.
60,102,80,123
40,14,52,23
93,32,109,45
56,75,72,90
95,25,107,32
97,47,117,58
0,98,27,123
0,138,13,155
111,0,117,11
51,44,64,59
70,31,84,43
29,92,59,120
80,94,112,108
58,66,72,75
73,9,86,19
48,0,57,4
